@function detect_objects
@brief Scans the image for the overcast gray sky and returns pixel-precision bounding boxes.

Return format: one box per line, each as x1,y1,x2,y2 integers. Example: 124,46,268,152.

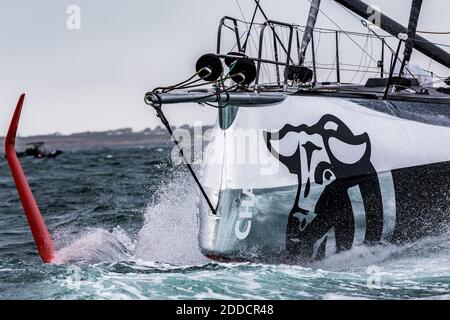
1,0,449,136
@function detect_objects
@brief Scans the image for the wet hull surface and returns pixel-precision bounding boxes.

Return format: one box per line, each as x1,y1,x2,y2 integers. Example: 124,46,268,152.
198,95,450,263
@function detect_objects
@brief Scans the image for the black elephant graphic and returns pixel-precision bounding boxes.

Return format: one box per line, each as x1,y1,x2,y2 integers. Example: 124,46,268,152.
264,114,384,260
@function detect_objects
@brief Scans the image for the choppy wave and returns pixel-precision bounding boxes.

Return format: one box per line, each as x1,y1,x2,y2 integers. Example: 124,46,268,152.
134,171,210,265
54,227,134,264
52,168,208,266
0,148,449,299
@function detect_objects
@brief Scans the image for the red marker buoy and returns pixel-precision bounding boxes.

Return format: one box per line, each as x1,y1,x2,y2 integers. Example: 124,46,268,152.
5,94,55,263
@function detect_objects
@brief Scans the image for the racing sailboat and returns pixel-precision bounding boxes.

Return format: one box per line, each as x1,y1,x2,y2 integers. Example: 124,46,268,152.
145,0,450,263
4,0,449,264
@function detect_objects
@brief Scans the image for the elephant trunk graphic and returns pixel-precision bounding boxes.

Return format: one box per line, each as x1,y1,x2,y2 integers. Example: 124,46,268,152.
264,114,384,260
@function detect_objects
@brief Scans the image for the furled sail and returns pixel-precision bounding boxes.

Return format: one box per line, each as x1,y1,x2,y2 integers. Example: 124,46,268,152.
299,0,321,65
400,0,423,75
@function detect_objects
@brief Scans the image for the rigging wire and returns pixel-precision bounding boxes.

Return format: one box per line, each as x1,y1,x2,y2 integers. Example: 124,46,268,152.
146,74,247,216
325,56,336,82
226,24,261,53
252,0,295,64
235,0,248,26
358,31,375,84
153,73,203,93
306,0,389,76
242,0,260,52
417,30,450,35
234,0,271,80
362,22,419,82
350,30,370,83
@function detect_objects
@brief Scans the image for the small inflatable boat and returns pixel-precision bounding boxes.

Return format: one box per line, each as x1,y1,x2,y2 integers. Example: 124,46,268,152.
17,142,63,159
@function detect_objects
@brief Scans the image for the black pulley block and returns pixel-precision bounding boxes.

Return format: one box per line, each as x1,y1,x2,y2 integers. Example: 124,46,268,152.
196,54,223,81
230,58,257,85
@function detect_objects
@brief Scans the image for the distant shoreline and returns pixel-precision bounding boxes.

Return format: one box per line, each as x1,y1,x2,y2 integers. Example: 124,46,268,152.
0,126,205,152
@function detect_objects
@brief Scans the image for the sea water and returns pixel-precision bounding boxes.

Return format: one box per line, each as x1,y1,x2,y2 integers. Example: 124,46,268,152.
0,147,449,299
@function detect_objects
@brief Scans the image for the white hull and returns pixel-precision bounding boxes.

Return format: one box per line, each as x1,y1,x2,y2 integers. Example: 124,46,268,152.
198,95,450,262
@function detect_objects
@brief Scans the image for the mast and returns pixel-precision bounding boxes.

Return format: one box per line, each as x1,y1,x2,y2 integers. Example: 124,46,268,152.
399,0,423,76
299,0,321,65
334,0,450,70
